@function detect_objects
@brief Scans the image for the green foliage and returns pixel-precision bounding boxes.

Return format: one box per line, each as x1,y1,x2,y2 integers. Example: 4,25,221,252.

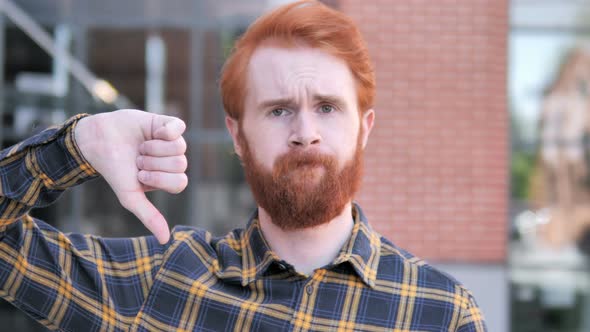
511,151,536,199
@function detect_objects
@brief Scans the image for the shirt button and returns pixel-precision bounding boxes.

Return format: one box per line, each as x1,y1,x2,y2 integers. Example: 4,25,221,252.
306,284,314,295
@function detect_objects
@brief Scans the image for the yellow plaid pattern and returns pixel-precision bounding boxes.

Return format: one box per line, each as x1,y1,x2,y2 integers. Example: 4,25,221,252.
0,115,487,331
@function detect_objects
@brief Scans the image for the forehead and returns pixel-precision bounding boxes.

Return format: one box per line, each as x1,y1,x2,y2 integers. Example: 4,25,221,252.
246,45,357,105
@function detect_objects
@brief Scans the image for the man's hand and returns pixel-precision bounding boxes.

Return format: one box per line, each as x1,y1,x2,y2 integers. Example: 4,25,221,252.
75,109,188,244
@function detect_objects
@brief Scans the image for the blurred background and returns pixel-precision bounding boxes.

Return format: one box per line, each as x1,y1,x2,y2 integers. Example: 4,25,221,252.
0,0,589,331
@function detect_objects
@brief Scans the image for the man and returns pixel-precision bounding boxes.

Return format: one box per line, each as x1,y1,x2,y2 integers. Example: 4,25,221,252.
0,1,487,331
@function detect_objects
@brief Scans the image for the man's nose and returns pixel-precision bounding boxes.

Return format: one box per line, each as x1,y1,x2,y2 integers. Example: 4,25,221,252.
288,112,321,148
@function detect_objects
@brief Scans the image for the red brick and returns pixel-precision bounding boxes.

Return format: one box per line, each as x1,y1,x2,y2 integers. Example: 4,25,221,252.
341,0,508,263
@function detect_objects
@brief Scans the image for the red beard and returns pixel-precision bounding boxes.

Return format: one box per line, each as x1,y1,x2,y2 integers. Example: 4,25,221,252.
239,132,363,230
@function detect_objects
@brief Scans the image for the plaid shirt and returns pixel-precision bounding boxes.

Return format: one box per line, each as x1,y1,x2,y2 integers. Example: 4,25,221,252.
0,114,487,331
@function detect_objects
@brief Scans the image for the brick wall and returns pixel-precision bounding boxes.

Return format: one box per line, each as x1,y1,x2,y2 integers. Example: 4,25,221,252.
336,0,509,262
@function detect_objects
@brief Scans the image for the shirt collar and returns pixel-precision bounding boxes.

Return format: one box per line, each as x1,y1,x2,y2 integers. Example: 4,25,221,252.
332,203,381,288
238,203,381,288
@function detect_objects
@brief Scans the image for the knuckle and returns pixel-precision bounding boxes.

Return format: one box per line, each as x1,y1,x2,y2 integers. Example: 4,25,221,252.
159,142,169,155
146,171,159,185
172,174,188,194
177,156,188,171
143,157,154,171
144,141,155,154
142,157,153,170
177,138,187,154
163,126,173,138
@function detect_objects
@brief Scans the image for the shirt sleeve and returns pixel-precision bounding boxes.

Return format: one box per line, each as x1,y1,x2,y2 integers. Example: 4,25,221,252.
456,291,488,332
0,113,97,227
0,114,169,331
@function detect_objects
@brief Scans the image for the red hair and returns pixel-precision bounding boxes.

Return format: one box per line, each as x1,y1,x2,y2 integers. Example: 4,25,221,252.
220,0,375,120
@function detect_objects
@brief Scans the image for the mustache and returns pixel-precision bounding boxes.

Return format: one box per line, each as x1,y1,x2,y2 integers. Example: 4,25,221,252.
273,151,336,174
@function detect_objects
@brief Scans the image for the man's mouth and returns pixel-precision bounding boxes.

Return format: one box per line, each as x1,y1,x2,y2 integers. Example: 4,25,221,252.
289,164,326,178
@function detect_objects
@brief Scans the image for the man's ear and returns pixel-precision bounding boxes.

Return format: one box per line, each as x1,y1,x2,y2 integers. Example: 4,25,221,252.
225,116,243,157
360,109,375,149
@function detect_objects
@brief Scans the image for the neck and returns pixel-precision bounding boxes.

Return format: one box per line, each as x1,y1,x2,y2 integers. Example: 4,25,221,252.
258,202,354,276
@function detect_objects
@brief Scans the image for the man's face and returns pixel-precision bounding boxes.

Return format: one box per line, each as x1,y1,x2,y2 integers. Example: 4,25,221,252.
226,44,374,229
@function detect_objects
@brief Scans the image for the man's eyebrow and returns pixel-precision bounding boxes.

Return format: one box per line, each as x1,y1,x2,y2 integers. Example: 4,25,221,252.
257,94,348,109
313,94,347,109
258,98,296,109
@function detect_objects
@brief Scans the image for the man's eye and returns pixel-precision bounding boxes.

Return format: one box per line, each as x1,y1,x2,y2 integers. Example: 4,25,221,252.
320,104,335,113
271,108,288,116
